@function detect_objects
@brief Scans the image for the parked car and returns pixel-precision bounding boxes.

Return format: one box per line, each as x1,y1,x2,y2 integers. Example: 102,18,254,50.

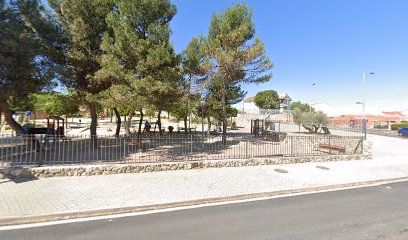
398,128,408,137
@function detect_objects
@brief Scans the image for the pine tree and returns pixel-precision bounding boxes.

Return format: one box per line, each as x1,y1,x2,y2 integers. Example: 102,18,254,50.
205,3,273,142
0,0,63,134
98,0,178,136
48,0,114,141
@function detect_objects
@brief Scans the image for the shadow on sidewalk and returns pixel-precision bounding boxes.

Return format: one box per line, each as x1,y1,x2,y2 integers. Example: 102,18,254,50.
0,167,39,183
0,177,39,184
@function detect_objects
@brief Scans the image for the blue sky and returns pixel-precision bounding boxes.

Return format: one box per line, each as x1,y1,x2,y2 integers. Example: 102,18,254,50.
170,0,408,114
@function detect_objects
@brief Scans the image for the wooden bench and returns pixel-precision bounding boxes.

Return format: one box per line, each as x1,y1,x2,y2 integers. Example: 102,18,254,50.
319,144,345,153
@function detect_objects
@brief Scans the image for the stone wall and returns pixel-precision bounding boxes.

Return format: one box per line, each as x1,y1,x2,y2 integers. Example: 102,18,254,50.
0,140,372,179
289,135,363,154
366,128,400,137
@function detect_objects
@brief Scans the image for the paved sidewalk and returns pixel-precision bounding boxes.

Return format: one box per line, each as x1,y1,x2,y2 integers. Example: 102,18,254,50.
0,135,407,222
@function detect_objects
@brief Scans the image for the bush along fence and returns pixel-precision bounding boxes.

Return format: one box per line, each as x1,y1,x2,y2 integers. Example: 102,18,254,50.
0,133,365,167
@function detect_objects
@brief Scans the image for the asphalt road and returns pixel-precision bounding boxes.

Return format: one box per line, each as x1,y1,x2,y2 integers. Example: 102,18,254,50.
2,181,408,240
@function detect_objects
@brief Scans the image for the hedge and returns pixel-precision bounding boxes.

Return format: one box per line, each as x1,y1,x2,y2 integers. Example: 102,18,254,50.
390,123,408,131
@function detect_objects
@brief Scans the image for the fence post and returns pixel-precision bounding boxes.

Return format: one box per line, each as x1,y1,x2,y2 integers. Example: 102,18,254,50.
245,140,248,158
290,136,293,156
190,134,193,157
328,136,332,154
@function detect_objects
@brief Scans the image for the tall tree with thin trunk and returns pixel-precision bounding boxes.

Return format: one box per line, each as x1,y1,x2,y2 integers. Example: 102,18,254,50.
180,36,207,134
205,3,273,142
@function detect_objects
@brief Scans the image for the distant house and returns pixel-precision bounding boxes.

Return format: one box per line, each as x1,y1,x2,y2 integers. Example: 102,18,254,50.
278,93,292,112
242,96,258,114
330,111,407,129
242,93,292,114
381,111,408,122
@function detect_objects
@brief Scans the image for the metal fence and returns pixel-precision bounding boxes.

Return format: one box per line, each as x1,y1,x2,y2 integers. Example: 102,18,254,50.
0,133,363,166
264,121,365,138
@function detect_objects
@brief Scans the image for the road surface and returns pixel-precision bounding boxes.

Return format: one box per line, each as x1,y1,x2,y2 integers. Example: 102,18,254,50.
2,181,408,240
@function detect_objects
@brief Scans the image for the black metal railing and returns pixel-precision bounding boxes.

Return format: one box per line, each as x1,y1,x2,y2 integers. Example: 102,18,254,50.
0,133,363,166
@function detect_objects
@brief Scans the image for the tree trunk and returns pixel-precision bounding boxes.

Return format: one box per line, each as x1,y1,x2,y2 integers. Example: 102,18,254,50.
184,78,191,135
183,115,188,135
89,102,98,148
157,110,162,135
138,110,144,137
0,99,42,152
302,124,314,133
113,107,121,137
0,99,25,135
221,85,227,144
207,116,211,135
125,108,136,136
110,109,113,123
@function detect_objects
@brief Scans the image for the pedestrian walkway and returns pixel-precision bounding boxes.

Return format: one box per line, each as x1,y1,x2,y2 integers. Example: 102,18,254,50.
0,135,407,222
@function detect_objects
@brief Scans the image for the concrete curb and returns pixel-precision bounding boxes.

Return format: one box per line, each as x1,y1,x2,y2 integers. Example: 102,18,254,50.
1,176,407,227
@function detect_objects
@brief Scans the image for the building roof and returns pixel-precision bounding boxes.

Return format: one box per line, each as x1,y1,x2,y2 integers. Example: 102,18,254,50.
382,111,406,117
330,114,402,122
243,96,255,102
278,93,291,100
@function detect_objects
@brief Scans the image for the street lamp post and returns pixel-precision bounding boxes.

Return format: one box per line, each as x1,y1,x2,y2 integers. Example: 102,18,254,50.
356,101,365,138
360,72,374,139
201,100,205,133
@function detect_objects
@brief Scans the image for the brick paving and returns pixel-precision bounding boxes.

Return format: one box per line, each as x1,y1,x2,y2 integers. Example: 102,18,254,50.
0,134,407,220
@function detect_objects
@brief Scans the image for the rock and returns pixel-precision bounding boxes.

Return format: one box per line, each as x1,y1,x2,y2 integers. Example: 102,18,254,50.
10,168,24,177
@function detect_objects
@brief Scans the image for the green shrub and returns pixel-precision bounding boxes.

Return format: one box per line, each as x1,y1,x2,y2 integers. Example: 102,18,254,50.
390,123,408,131
168,126,174,133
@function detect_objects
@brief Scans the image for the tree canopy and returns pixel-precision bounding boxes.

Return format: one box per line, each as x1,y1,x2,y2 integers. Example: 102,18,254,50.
0,0,63,134
291,101,314,112
1,1,276,139
254,90,279,109
33,92,79,117
293,109,328,133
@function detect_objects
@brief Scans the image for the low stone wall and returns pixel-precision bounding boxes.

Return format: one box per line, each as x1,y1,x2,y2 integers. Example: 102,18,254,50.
0,141,372,179
366,128,400,137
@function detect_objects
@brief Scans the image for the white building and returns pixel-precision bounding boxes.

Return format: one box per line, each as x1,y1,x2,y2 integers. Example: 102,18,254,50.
242,93,292,114
310,102,339,117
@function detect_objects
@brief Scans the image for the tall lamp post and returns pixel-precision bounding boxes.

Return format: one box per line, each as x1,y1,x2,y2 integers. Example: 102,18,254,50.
201,100,205,133
356,101,365,139
360,72,374,139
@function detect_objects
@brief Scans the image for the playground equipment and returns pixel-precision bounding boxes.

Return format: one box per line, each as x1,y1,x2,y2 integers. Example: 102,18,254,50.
46,116,65,136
